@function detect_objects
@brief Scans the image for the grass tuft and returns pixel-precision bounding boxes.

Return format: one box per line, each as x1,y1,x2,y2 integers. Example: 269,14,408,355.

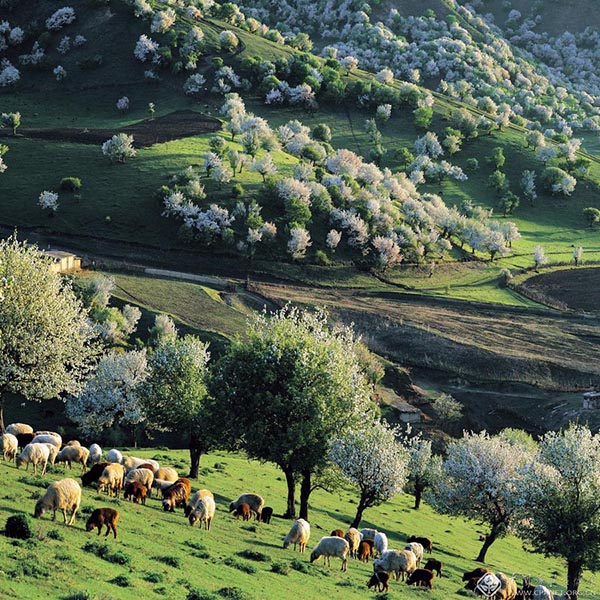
223,557,257,574
237,549,271,562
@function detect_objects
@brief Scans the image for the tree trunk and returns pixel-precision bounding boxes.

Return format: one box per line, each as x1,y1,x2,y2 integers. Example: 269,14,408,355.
350,493,371,529
567,559,583,598
188,431,203,479
299,469,312,520
476,528,499,563
282,467,296,519
413,481,424,510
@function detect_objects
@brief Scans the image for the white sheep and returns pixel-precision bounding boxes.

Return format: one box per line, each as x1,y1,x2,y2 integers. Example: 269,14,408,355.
65,440,81,447
123,455,159,473
344,527,361,558
106,448,123,464
185,488,214,517
16,442,50,475
374,549,417,581
56,446,90,473
189,495,216,529
40,442,59,465
124,467,154,495
374,531,388,557
310,536,350,571
88,444,102,465
2,433,18,461
283,518,311,553
229,493,264,520
360,528,378,542
97,463,126,497
155,466,178,482
34,478,81,525
6,423,33,436
404,542,423,567
31,434,61,448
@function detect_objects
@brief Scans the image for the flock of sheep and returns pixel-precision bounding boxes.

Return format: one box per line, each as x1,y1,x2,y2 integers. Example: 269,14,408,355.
2,422,559,598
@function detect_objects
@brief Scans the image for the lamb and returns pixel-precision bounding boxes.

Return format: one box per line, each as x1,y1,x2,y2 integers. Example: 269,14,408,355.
2,432,18,461
232,502,252,521
331,528,345,537
229,493,264,521
310,536,350,571
106,448,123,464
34,478,81,525
162,478,191,512
189,496,216,529
423,558,443,577
81,462,110,487
367,570,390,592
88,444,102,465
56,445,90,473
86,507,119,539
358,540,372,562
185,489,214,517
374,531,388,557
123,455,159,473
260,506,273,524
124,467,154,496
345,527,361,559
124,481,147,505
374,549,417,581
31,433,61,448
16,442,50,475
97,463,126,497
283,518,311,553
404,542,424,567
6,423,34,436
408,535,433,553
406,568,435,589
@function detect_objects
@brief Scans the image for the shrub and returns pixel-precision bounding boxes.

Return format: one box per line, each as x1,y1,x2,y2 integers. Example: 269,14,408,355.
82,541,131,565
187,589,219,600
47,528,64,541
217,588,254,600
144,572,164,583
270,561,290,575
153,555,181,568
5,513,35,539
231,183,244,198
290,558,310,573
314,249,330,266
110,575,131,587
60,176,82,192
223,557,257,574
61,592,92,600
237,550,271,562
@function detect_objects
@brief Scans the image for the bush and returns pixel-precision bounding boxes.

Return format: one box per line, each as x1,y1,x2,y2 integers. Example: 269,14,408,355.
61,592,92,600
82,541,131,566
153,555,181,568
270,561,290,575
187,589,219,600
231,183,244,198
237,550,271,562
76,55,103,70
110,575,131,587
314,249,330,266
60,177,82,192
47,528,64,541
144,572,164,583
5,513,35,539
223,557,257,574
290,558,310,573
217,588,254,600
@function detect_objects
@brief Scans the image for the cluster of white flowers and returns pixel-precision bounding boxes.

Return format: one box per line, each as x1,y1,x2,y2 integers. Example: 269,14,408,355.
102,133,136,162
45,7,76,31
53,65,67,81
151,8,176,33
116,96,130,112
183,73,206,96
134,34,159,63
38,190,59,212
212,65,243,94
265,81,317,108
219,30,239,52
18,42,45,66
0,59,19,87
57,36,71,55
0,22,24,48
287,227,311,259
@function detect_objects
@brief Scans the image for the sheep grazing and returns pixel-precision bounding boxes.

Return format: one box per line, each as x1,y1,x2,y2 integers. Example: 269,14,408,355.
345,527,361,559
406,568,435,589
189,496,216,529
34,478,81,525
310,536,350,571
65,440,81,447
2,433,18,461
41,442,59,465
56,445,90,473
331,528,345,538
155,466,178,482
97,463,126,497
81,462,110,487
283,518,311,553
404,542,424,567
106,448,123,464
463,567,492,582
367,570,390,592
31,433,61,448
229,493,264,521
232,502,252,521
125,467,154,497
16,442,50,475
162,478,192,512
152,478,179,498
358,540,372,563
360,528,378,543
490,573,517,600
16,432,35,448
260,506,273,524
408,535,433,553
185,489,214,517
123,455,159,473
374,549,417,582
35,430,61,439
124,481,147,505
516,577,554,600
88,444,102,465
374,531,388,557
423,558,443,577
86,507,119,539
6,423,34,436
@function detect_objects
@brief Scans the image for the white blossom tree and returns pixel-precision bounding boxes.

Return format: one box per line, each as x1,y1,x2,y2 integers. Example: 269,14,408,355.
330,419,409,528
573,246,583,266
401,429,433,509
102,133,136,163
149,313,178,347
287,227,311,259
251,153,277,181
116,96,130,113
38,190,59,214
426,430,535,562
533,245,547,270
517,424,600,597
66,349,148,442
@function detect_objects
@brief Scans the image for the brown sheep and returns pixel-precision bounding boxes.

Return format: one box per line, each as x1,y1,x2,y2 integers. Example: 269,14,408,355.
406,568,435,589
86,507,119,539
367,571,390,592
260,506,273,524
135,462,156,472
16,433,35,449
124,481,147,505
358,540,372,563
423,558,443,577
408,535,433,553
162,478,191,512
330,528,345,538
463,567,493,582
81,462,110,488
233,503,252,521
